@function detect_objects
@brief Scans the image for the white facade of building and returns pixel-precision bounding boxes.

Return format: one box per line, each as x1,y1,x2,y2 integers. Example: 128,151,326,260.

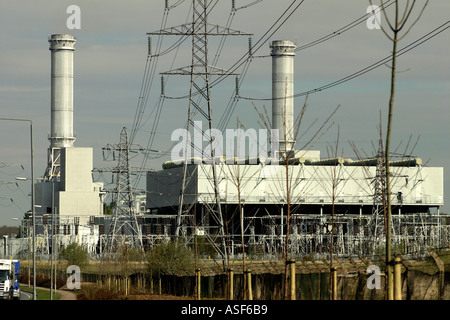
35,147,104,226
147,159,444,211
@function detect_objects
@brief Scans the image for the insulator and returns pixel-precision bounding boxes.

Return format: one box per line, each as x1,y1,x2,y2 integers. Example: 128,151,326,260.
148,37,151,56
235,77,239,96
165,0,169,9
248,37,253,56
161,76,165,96
232,0,236,10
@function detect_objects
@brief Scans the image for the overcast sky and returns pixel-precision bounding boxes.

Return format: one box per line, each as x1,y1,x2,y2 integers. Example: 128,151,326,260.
0,0,448,226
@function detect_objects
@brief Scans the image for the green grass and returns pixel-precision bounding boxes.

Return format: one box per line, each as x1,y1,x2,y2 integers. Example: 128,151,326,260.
20,285,62,300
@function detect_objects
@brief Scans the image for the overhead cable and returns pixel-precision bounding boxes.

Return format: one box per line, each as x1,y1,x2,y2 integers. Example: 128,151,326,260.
237,20,450,101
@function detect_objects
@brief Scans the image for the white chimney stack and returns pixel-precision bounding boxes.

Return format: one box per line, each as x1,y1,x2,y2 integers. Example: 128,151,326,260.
45,34,76,179
271,40,296,154
48,34,76,149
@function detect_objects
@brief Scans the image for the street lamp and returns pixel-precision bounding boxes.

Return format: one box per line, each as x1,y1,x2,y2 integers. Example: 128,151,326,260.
50,176,56,300
0,118,36,300
15,178,35,292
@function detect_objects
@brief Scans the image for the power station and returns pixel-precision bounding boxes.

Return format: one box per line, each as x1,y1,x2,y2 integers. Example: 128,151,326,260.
2,5,447,262
146,39,445,259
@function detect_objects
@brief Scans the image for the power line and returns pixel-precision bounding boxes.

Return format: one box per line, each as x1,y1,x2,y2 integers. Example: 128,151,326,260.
139,0,305,167
128,2,449,166
238,20,450,101
130,6,172,144
162,0,306,101
294,0,393,52
210,0,306,89
129,0,272,174
251,0,396,58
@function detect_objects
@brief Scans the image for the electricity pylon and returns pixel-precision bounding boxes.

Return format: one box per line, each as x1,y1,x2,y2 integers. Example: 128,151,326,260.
148,0,252,263
371,135,387,241
103,127,144,255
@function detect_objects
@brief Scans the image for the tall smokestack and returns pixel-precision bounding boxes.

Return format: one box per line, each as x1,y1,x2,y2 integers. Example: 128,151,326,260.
271,40,296,154
49,34,76,149
45,34,76,178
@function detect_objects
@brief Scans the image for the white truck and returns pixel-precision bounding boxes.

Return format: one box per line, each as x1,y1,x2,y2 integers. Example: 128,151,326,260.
0,259,20,300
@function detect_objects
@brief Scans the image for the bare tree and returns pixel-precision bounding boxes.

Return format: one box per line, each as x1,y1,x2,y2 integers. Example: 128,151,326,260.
253,90,339,299
223,118,262,300
368,0,429,300
326,126,345,300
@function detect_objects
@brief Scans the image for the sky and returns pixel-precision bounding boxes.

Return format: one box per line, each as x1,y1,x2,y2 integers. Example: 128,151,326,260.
0,0,448,226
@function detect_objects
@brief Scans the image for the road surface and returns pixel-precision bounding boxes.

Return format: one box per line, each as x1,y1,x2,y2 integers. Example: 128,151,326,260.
19,287,77,300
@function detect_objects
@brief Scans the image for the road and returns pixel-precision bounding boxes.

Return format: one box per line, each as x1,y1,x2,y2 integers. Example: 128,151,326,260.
20,290,32,300
19,287,77,300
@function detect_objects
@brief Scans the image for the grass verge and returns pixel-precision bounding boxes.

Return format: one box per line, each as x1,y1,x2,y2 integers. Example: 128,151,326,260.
20,285,62,300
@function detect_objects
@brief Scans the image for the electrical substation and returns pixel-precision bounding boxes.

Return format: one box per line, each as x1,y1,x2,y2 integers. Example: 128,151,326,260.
2,1,446,265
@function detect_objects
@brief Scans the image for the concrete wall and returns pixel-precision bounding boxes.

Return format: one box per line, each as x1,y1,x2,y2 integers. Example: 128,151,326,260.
60,148,94,192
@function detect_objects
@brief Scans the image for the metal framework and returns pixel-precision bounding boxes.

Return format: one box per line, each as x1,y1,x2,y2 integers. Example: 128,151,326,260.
8,211,450,261
240,213,450,260
148,0,252,263
368,137,388,243
103,127,143,254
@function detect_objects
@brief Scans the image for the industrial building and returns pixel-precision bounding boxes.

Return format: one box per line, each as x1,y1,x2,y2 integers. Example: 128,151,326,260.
7,34,106,258
34,34,104,224
145,40,446,259
3,33,446,261
146,154,445,257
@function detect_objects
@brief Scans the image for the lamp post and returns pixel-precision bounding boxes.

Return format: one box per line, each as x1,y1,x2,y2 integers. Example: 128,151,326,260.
50,176,56,300
0,118,36,300
15,178,31,289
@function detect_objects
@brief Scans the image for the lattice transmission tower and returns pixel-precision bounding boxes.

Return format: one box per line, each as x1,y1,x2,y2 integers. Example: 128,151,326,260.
371,135,387,241
102,127,144,254
148,0,252,262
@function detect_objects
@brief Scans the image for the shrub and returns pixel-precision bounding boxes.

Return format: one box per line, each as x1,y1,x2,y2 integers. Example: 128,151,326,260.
146,241,194,278
77,285,120,300
59,243,89,269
